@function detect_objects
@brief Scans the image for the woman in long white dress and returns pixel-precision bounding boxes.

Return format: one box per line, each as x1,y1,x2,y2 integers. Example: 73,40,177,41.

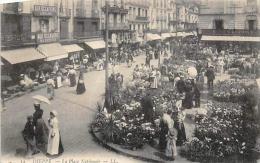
47,110,64,156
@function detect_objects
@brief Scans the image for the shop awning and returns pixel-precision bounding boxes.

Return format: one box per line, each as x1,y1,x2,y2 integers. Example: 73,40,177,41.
1,48,45,64
62,44,84,53
146,33,162,41
37,43,68,61
161,33,172,39
201,35,260,42
84,40,106,50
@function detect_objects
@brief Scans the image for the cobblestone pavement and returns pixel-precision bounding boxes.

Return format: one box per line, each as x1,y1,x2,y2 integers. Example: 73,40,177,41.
1,55,163,163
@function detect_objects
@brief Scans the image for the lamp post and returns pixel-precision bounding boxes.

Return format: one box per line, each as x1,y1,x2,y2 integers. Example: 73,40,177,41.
102,0,110,110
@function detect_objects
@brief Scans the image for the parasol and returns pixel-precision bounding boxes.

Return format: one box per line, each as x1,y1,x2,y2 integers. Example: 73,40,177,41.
187,67,197,78
32,95,51,105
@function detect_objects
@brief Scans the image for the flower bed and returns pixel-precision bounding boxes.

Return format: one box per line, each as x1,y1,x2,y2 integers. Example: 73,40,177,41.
213,80,247,103
180,101,259,162
92,75,182,150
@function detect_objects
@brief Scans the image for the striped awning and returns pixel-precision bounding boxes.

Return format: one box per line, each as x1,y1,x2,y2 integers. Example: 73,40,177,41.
1,48,45,64
201,35,260,42
37,43,68,61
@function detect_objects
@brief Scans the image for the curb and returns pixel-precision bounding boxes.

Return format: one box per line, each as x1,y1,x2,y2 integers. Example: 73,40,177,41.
89,125,164,163
4,84,47,102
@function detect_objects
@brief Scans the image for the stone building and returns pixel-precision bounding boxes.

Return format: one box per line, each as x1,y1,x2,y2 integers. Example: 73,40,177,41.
199,0,260,52
125,0,150,41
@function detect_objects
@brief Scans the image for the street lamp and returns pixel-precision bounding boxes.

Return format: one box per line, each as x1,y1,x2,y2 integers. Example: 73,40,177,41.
101,0,110,110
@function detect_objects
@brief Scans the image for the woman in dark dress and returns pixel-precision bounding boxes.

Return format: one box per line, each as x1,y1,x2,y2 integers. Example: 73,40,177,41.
174,106,187,146
76,71,86,95
68,69,76,87
182,80,193,109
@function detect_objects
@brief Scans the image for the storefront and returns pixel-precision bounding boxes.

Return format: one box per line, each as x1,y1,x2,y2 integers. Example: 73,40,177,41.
1,47,46,85
83,39,107,60
145,33,162,48
62,44,84,65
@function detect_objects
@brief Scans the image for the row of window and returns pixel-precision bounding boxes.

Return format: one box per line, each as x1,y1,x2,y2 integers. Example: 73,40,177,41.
128,7,148,17
214,19,257,30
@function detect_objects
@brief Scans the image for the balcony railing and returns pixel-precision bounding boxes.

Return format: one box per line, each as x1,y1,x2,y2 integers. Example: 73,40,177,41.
102,5,128,14
136,16,149,22
1,33,34,45
107,23,129,30
74,31,102,39
59,8,71,18
201,29,260,37
156,16,167,21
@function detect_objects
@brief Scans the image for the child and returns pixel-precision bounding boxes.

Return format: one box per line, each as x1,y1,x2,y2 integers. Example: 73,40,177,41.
165,128,178,160
22,116,40,157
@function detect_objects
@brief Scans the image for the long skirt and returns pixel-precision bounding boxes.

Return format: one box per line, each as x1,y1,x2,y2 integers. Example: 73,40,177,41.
76,80,86,94
174,122,187,146
47,86,55,99
35,119,49,145
69,74,76,87
47,132,64,156
182,92,193,109
165,138,177,159
150,77,158,89
159,120,169,150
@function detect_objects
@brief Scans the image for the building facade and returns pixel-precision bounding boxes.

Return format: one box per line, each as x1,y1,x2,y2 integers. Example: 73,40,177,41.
1,0,102,50
99,0,129,46
199,0,260,36
125,0,150,41
73,0,101,40
149,0,169,33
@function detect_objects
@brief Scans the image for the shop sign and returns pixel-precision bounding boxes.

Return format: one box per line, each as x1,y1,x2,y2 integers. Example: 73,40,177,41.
33,5,57,17
36,32,59,44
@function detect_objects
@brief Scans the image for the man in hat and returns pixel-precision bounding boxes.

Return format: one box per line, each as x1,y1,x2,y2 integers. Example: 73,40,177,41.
205,66,215,90
141,91,154,123
22,115,40,157
33,101,43,127
176,75,186,94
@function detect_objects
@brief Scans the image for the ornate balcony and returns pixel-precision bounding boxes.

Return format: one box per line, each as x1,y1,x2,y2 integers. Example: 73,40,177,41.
102,5,128,14
135,16,149,23
59,8,71,18
102,23,129,31
201,29,260,37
